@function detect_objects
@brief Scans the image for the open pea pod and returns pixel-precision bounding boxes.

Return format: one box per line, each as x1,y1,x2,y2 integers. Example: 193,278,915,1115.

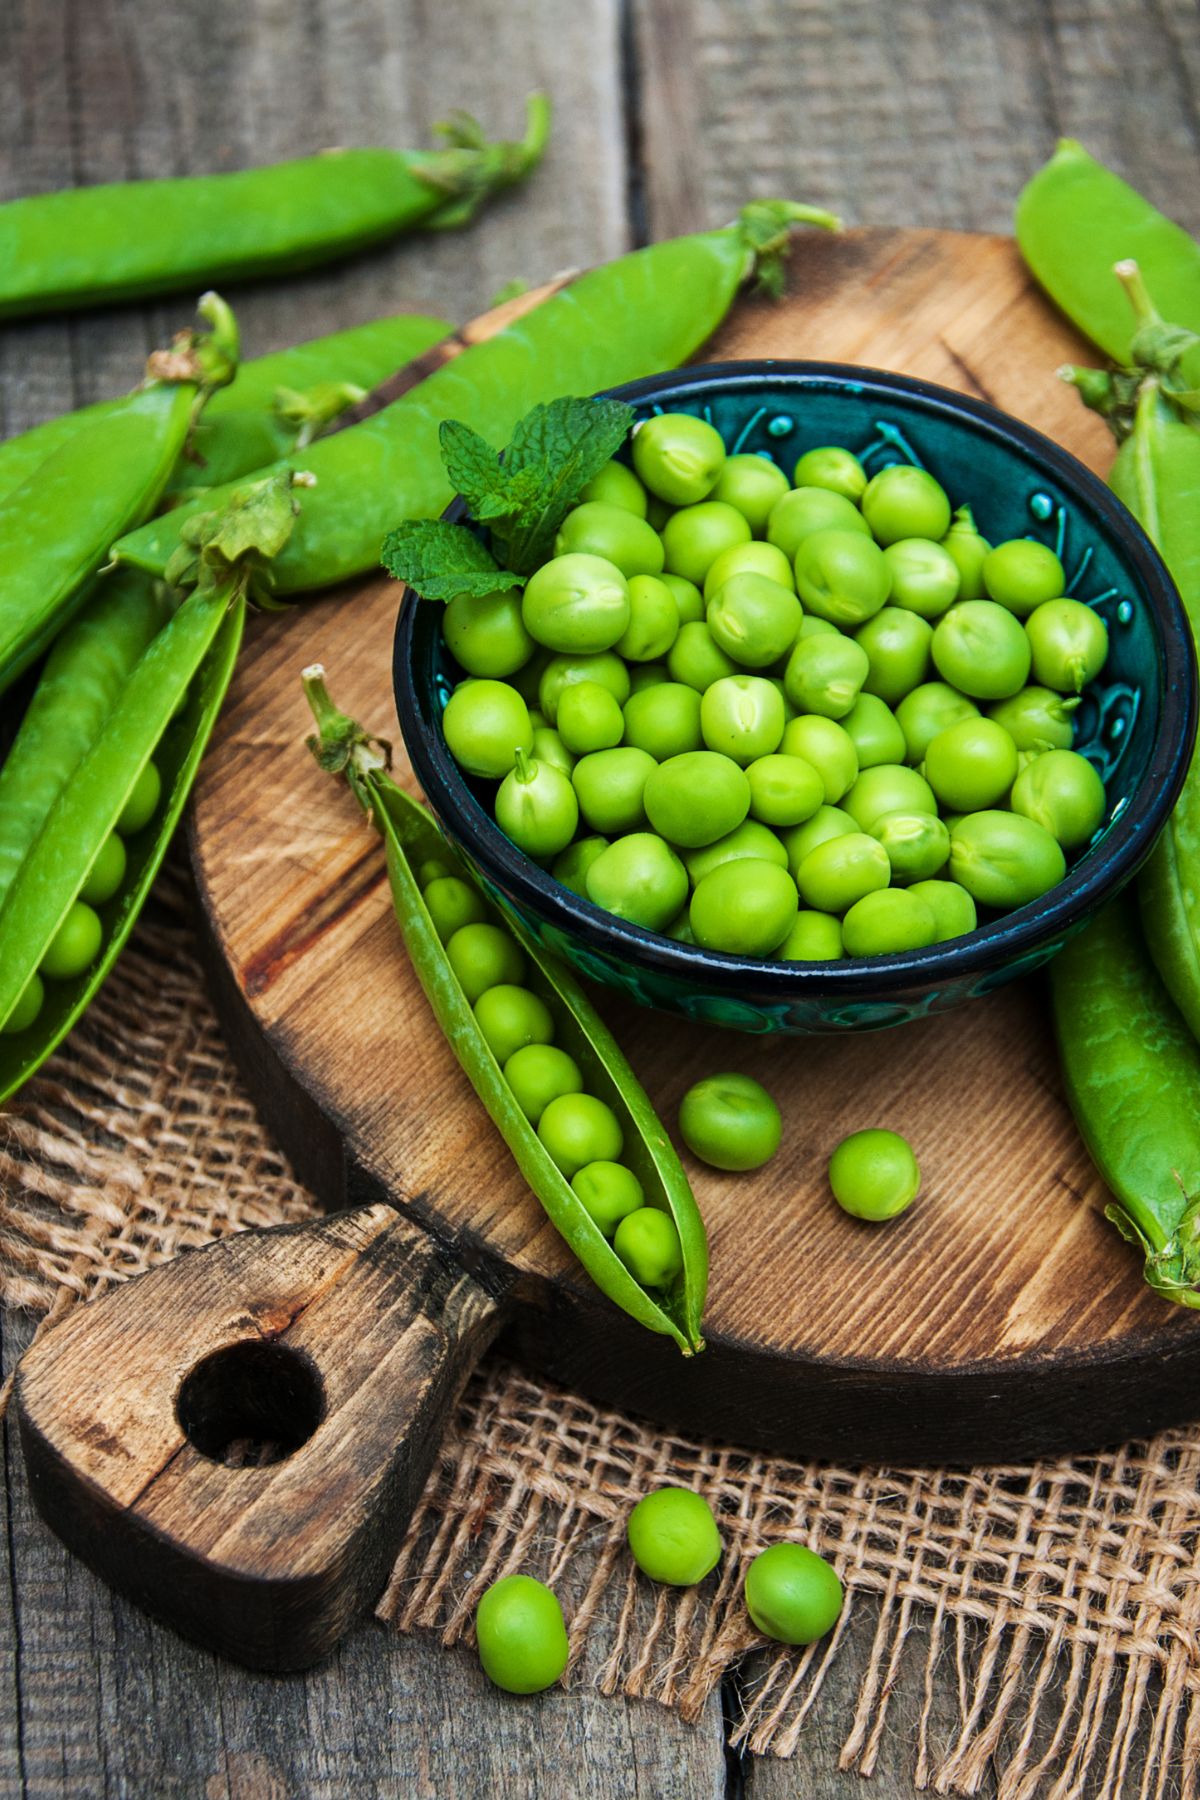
303,670,707,1354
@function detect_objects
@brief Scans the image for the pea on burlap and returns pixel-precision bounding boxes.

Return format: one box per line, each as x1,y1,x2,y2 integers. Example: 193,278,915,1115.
3,865,1199,1799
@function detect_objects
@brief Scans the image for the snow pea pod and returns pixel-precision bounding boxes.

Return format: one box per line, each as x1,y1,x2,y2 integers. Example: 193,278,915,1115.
0,98,548,319
0,293,238,694
1050,895,1200,1308
115,200,840,595
0,312,452,507
1016,140,1200,366
302,667,708,1354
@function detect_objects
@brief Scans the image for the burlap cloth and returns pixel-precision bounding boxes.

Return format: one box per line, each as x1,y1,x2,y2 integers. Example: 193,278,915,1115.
3,863,1199,1799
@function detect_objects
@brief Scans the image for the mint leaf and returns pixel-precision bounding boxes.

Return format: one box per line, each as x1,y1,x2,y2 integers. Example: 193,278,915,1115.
494,395,635,571
438,420,507,516
381,519,522,601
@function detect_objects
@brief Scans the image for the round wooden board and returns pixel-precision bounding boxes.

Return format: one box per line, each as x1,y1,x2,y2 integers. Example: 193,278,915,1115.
190,227,1200,1465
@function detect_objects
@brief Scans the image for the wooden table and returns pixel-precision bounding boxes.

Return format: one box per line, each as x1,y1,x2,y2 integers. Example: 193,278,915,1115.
2,2,1198,1793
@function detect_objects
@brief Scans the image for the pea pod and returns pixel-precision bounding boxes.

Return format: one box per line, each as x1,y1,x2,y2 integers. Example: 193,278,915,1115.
0,312,453,508
0,293,238,694
0,472,303,1101
302,667,708,1354
1050,895,1200,1307
115,200,841,595
0,98,548,319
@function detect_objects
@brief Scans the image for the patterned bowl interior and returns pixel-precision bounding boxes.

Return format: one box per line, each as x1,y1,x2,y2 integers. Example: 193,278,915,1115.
395,362,1195,1033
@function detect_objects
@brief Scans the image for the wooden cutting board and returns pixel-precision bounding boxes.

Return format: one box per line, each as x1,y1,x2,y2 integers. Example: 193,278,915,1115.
185,226,1200,1469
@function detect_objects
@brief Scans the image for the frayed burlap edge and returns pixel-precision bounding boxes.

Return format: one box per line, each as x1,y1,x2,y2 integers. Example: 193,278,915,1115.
3,859,1199,1797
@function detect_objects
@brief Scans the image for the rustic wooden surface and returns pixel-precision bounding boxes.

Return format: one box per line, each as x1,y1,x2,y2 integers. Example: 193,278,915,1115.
2,0,1197,1793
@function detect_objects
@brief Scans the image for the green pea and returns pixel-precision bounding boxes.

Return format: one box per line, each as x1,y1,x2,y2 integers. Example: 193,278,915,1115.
829,1128,921,1220
780,715,859,803
572,1160,645,1236
791,446,867,503
616,573,680,662
706,573,802,669
940,505,991,599
987,686,1079,752
793,529,892,628
79,832,127,906
443,679,533,779
766,487,870,561
662,500,752,586
1025,598,1109,694
882,537,961,619
700,675,786,764
796,832,890,913
683,819,789,885
572,746,656,834
538,1091,624,1179
622,683,704,761
702,540,795,600
690,858,798,956
417,856,457,888
861,464,951,545
521,552,631,654
530,725,576,777
982,538,1065,616
442,588,534,678
424,875,488,942
908,879,978,941
1,971,44,1035
783,632,869,719
116,760,162,835
744,1543,843,1645
931,601,1032,701
475,1574,569,1695
840,694,907,770
446,921,527,1004
41,899,103,979
554,501,665,580
579,458,649,518
627,1486,723,1585
745,753,824,827
948,811,1067,909
1010,748,1107,848
779,805,857,875
613,1207,684,1288
632,411,727,506
474,984,555,1065
843,763,936,833
779,910,844,961
643,750,750,847
538,651,631,723
556,680,625,754
628,662,670,694
496,751,579,857
894,681,981,763
841,887,938,956
551,835,609,898
679,1071,781,1170
666,620,739,693
705,451,789,534
869,811,951,883
796,613,839,640
504,1042,584,1125
924,717,1019,812
665,910,696,944
662,572,705,624
854,607,934,706
585,832,688,931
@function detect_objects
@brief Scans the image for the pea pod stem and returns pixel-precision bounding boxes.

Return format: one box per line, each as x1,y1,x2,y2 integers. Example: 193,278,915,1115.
302,666,707,1354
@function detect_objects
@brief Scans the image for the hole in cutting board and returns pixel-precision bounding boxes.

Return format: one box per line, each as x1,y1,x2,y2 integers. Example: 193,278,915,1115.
176,1340,325,1468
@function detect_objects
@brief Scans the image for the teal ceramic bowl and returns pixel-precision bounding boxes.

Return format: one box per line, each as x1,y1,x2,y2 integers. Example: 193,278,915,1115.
394,361,1196,1033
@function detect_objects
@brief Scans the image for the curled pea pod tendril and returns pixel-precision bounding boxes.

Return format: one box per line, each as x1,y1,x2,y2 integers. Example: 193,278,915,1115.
302,667,708,1355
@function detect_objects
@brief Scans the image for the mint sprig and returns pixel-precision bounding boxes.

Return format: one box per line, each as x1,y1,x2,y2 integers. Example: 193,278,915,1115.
380,393,635,601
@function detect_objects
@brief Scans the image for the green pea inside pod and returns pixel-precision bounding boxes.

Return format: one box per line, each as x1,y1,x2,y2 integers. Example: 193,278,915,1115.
554,500,666,579
782,631,869,719
572,745,656,835
423,875,487,942
841,886,938,956
1010,747,1107,849
780,715,859,803
791,445,867,503
41,900,104,980
627,1486,723,1586
551,834,609,897
948,810,1067,909
1,972,44,1036
446,920,527,1004
779,909,844,961
666,620,739,693
923,716,1019,812
116,760,162,835
579,457,649,518
709,453,791,535
982,538,1065,616
1024,598,1109,694
521,552,631,654
495,747,580,857
854,606,934,707
643,749,750,847
700,674,786,765
616,574,680,662
684,819,789,886
538,1091,624,1179
632,410,727,506
744,1543,843,1646
861,464,952,545
940,504,992,599
907,878,978,942
475,1574,569,1696
503,1042,584,1125
622,682,704,760
662,572,705,625
662,500,752,587
538,650,631,722
931,600,1032,701
840,694,907,769
443,678,533,779
987,685,1079,752
572,1160,644,1237
778,805,857,876
843,762,937,834
474,983,555,1066
766,486,870,561
894,680,981,763
793,529,892,628
78,832,127,906
745,752,825,827
702,539,795,600
442,587,534,679
882,537,961,620
796,832,890,913
689,858,798,957
614,1207,685,1288
555,680,625,754
584,832,689,932
869,810,951,883
706,572,802,669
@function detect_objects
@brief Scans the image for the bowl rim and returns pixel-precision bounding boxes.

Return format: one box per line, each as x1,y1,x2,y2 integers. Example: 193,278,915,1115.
394,358,1198,998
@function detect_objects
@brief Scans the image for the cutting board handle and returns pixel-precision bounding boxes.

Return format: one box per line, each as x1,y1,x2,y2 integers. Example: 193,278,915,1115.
15,1204,504,1670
